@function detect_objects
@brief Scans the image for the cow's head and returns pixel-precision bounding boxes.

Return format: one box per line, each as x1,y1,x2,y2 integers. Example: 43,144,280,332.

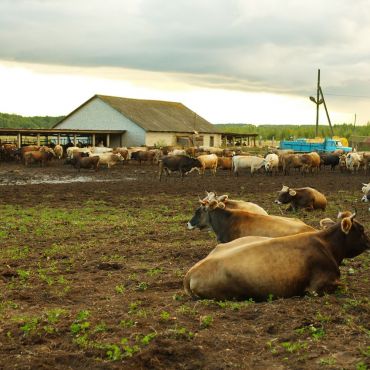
187,198,226,230
275,185,296,204
320,211,370,258
264,159,274,171
361,183,370,204
115,153,124,161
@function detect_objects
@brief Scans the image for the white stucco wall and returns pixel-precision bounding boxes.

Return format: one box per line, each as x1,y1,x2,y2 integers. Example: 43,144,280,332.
145,132,222,147
202,134,222,147
55,98,146,147
145,132,176,146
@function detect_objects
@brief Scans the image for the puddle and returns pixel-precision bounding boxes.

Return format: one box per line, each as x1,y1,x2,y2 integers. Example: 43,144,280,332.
0,175,138,185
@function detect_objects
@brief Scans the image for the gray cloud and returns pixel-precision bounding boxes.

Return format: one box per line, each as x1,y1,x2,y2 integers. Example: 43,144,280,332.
1,0,370,104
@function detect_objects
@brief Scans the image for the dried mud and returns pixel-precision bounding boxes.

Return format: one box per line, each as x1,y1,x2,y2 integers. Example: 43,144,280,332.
0,161,369,370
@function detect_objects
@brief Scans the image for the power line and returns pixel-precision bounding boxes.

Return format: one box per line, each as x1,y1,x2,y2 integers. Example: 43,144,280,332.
325,92,370,99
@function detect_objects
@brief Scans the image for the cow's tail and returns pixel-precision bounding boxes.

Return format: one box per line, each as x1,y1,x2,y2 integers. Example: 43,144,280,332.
158,160,163,181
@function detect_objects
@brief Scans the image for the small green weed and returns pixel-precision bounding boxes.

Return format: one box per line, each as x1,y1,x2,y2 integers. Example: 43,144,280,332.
200,315,213,328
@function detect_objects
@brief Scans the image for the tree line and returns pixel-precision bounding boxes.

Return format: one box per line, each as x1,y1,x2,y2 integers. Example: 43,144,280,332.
217,123,370,140
0,112,369,140
0,113,64,129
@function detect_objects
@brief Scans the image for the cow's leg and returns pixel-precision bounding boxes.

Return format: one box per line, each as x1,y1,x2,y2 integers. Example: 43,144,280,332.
306,276,340,296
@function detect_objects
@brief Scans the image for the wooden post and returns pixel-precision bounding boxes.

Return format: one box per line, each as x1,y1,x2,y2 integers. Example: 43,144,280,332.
57,134,60,145
92,134,96,147
315,69,320,137
17,133,21,148
319,86,334,136
106,133,110,147
37,134,40,146
73,134,77,146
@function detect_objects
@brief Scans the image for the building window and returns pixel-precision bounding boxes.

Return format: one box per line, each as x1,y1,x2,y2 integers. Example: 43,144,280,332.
209,136,214,147
194,135,204,146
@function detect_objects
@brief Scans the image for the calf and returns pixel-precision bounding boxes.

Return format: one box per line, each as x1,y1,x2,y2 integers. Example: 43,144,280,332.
187,197,314,243
275,186,327,211
184,211,369,300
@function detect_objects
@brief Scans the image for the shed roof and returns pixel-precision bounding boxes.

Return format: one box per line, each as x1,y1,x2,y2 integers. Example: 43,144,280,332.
55,95,220,134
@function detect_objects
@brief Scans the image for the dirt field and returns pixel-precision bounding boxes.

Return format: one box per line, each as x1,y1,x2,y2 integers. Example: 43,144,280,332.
0,161,369,369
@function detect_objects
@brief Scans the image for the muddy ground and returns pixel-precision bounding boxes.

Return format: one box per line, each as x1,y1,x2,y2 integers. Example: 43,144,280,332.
0,161,369,369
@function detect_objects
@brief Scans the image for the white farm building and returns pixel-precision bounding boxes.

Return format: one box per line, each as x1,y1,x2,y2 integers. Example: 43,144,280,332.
53,95,222,148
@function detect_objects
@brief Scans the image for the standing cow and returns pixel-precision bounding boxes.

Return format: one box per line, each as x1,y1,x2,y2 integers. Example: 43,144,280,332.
264,153,279,175
232,155,266,176
197,154,218,175
345,152,361,173
158,155,202,181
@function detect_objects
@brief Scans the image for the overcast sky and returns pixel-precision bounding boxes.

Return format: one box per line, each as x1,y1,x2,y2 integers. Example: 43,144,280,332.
1,0,370,124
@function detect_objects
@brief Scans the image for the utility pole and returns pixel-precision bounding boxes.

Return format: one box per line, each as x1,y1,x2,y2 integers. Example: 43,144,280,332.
316,69,320,136
309,69,334,137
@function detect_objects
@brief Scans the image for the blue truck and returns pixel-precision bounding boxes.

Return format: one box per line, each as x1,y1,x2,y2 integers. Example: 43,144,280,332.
279,138,352,153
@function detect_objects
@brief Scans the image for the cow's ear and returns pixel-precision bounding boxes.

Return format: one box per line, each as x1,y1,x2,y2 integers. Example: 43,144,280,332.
319,218,335,229
337,211,352,219
218,195,228,202
217,202,226,209
288,189,296,196
341,217,352,234
208,199,218,209
199,200,208,206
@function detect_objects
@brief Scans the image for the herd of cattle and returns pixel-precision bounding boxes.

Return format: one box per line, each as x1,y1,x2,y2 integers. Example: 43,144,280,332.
1,141,369,303
184,187,370,301
0,143,369,178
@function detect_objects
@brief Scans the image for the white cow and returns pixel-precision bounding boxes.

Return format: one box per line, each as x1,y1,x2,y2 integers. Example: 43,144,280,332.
361,183,370,211
90,146,113,154
264,153,279,175
89,152,124,168
66,147,92,159
232,155,266,176
345,152,361,173
168,149,186,156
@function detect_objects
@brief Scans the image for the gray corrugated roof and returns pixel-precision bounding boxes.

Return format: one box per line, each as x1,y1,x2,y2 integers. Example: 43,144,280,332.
96,95,219,134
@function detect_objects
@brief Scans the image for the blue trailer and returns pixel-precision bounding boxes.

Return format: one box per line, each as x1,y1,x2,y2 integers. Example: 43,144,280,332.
279,138,352,153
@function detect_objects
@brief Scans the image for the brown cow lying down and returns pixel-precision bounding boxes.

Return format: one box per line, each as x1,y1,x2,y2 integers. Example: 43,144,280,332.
184,211,369,300
275,186,327,211
203,192,268,216
187,198,314,242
